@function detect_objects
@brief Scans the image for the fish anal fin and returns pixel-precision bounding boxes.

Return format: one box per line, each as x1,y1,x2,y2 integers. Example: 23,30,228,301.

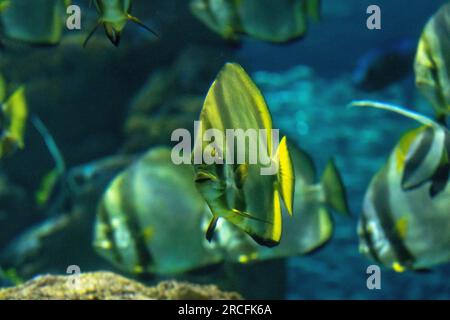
275,136,295,216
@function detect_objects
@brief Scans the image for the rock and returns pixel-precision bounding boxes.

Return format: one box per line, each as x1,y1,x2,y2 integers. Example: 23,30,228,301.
0,271,243,300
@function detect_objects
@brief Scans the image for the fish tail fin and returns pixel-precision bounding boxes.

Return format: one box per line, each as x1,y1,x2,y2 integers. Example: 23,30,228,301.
205,215,219,242
350,100,439,128
321,158,351,216
127,14,160,39
275,136,295,216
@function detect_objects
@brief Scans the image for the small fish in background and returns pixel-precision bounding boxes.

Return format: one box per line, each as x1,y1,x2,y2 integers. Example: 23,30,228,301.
209,142,350,263
193,63,295,248
351,100,450,272
0,0,69,46
94,147,223,275
190,0,320,43
84,0,159,47
0,76,27,159
415,2,450,124
352,39,417,92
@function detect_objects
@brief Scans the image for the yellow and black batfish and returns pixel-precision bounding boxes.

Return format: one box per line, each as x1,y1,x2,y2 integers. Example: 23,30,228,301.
352,100,450,271
208,142,350,263
190,0,320,43
94,147,222,275
193,62,295,247
415,2,450,123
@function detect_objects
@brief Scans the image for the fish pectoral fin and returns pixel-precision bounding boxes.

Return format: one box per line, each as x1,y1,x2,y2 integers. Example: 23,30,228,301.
127,14,160,39
275,136,295,216
205,216,219,242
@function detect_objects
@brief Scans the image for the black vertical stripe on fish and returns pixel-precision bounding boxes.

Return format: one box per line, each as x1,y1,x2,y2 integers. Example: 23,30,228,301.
373,169,416,268
97,200,123,265
360,211,383,265
121,168,154,271
402,127,434,189
430,161,449,197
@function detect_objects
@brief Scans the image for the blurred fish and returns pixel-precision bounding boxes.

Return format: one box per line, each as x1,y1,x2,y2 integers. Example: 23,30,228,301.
352,39,416,92
94,147,222,275
0,81,27,159
193,63,295,247
0,0,9,12
0,0,69,45
32,113,137,211
352,101,450,271
415,2,450,124
84,0,159,47
190,0,320,43
209,143,350,263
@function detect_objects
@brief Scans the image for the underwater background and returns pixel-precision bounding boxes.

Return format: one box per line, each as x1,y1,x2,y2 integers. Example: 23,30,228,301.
0,0,449,299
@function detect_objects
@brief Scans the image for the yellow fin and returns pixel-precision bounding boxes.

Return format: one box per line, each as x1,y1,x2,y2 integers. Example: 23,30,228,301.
275,136,295,216
392,262,406,273
271,187,282,243
3,86,27,149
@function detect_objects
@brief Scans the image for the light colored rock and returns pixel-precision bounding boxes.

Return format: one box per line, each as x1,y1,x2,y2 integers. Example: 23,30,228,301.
0,271,242,300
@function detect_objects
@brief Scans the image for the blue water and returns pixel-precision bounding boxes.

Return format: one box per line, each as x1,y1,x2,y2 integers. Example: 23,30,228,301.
0,0,448,300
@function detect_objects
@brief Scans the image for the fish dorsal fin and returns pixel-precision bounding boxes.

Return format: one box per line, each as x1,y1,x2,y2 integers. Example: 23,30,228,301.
200,63,274,157
352,100,449,193
350,100,440,128
275,136,295,216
